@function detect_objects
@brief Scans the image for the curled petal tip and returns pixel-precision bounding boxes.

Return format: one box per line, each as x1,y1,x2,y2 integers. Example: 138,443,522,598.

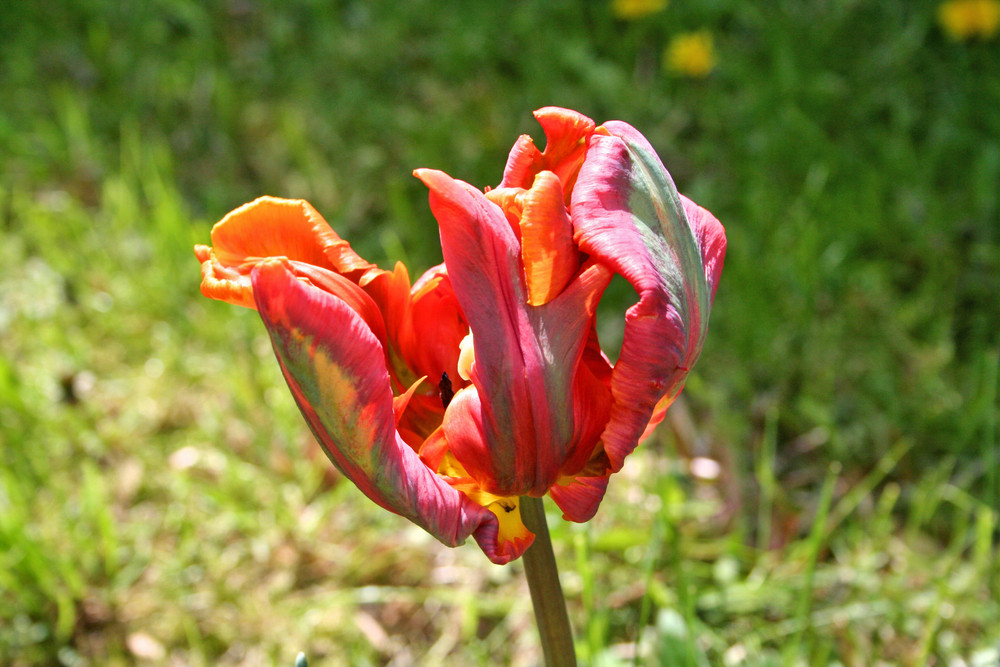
473,498,536,564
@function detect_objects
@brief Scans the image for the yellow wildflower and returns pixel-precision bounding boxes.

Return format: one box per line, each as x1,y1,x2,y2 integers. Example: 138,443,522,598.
937,0,1000,40
611,0,668,21
664,31,716,78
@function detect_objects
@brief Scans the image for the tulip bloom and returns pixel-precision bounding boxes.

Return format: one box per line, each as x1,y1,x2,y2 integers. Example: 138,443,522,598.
194,107,725,564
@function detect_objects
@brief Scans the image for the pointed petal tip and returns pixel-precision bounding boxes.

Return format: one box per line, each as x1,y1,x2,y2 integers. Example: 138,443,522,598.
414,169,477,211
532,106,596,130
413,167,446,188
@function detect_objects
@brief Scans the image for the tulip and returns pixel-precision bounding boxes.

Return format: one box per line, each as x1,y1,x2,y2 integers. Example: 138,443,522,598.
194,107,725,565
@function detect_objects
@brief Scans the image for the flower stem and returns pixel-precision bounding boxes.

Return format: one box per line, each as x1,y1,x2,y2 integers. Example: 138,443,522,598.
520,495,577,666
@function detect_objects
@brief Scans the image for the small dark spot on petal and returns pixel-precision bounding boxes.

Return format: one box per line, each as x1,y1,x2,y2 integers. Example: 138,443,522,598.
438,372,454,409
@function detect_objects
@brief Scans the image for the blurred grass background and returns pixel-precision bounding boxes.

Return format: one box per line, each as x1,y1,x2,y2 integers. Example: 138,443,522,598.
2,0,999,665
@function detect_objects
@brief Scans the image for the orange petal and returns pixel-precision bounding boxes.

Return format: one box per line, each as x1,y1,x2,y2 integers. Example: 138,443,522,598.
533,107,597,193
196,197,383,310
484,186,526,239
417,425,451,473
195,244,256,308
638,390,675,444
499,107,597,199
408,265,468,387
518,171,579,306
211,196,374,276
392,376,426,426
359,261,419,388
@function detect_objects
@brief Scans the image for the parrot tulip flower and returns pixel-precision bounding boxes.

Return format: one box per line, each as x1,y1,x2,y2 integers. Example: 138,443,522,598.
194,107,726,565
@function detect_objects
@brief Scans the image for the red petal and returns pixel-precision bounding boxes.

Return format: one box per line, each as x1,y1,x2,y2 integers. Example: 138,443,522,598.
548,475,609,523
560,334,614,477
285,260,388,350
251,259,514,562
572,125,726,472
499,134,544,192
407,264,469,387
415,169,612,497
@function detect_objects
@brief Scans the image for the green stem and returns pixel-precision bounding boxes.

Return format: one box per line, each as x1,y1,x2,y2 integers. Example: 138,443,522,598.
520,495,577,667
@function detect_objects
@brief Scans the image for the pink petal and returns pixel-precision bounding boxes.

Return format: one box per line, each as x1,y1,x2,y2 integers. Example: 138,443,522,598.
499,134,543,192
414,169,611,497
681,195,727,302
251,258,518,563
572,124,726,472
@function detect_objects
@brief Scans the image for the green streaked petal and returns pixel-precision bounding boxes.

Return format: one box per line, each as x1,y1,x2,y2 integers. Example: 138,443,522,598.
572,123,726,471
250,258,520,563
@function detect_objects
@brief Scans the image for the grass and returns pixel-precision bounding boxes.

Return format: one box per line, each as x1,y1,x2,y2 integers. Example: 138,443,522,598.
2,0,999,664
